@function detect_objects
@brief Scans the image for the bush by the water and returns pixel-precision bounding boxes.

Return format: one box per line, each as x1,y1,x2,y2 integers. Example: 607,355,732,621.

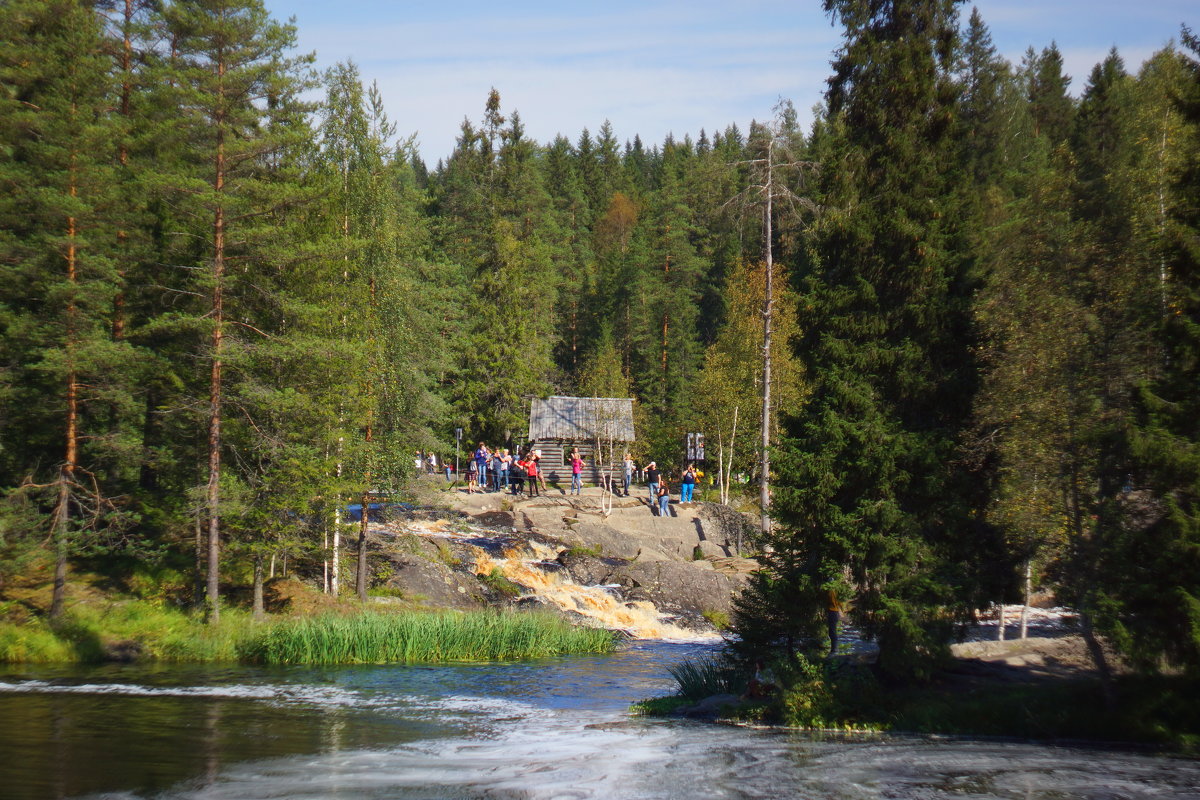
668,655,746,700
0,603,614,665
242,610,615,664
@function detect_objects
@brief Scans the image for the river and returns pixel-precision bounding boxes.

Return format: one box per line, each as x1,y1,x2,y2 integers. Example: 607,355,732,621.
2,640,1197,800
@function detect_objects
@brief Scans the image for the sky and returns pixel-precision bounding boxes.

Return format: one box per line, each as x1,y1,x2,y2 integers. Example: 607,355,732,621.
263,0,1195,164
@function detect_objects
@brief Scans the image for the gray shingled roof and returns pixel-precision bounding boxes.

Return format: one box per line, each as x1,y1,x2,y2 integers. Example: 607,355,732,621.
528,396,636,442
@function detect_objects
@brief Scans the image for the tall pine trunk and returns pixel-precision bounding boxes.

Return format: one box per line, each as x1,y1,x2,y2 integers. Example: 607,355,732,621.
205,64,226,623
50,155,80,621
111,0,134,341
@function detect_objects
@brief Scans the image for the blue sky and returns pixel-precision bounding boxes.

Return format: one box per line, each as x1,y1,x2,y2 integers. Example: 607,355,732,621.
264,0,1194,164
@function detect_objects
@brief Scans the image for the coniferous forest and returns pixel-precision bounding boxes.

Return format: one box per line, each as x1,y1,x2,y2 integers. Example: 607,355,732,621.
1,0,1198,689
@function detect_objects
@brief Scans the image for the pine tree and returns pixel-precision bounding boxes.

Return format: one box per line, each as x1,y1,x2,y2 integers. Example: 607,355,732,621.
1027,42,1075,144
0,0,142,616
149,0,318,621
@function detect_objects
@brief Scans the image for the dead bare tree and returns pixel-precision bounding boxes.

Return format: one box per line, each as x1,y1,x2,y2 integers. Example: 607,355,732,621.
588,398,631,517
726,106,818,536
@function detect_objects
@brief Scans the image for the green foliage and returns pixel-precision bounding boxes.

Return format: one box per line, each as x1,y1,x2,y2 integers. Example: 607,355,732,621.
0,605,614,665
739,0,990,682
1103,30,1200,677
668,655,745,700
0,619,75,663
479,567,523,598
241,610,615,664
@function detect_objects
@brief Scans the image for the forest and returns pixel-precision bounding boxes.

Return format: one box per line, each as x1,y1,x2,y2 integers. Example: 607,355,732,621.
0,0,1198,687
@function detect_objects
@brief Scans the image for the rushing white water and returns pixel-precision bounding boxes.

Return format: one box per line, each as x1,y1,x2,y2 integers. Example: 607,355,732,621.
70,696,1200,800
474,544,714,642
3,642,1197,800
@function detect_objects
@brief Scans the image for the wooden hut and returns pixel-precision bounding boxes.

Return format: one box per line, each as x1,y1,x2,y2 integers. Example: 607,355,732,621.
526,395,635,486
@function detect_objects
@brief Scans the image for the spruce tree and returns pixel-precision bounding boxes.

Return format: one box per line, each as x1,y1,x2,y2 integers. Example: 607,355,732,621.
736,0,992,680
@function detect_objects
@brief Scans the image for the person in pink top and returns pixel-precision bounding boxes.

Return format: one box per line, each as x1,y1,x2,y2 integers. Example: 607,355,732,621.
569,447,585,495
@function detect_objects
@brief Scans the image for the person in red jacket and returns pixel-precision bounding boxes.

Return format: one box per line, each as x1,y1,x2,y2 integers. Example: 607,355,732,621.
524,453,540,498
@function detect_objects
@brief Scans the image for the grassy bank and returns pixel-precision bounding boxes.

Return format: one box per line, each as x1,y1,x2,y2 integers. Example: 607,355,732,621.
0,601,615,665
635,654,1200,752
243,610,615,664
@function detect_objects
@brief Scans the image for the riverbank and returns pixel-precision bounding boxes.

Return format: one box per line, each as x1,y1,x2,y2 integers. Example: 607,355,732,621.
1,482,749,664
637,635,1200,752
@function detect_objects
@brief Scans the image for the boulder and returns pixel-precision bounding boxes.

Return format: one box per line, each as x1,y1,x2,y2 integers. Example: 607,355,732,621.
381,555,488,610
677,693,743,720
609,560,737,619
557,550,627,586
473,510,515,529
559,522,643,560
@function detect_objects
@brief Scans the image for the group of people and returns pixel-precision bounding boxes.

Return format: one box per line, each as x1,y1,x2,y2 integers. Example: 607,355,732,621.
466,443,549,497
626,457,699,517
452,443,701,514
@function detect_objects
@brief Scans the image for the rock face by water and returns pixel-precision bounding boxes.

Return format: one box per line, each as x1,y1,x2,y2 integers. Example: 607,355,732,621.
364,487,759,636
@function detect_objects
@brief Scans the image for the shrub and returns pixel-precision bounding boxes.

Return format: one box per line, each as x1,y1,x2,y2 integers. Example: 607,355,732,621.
669,655,745,700
480,567,523,598
702,610,731,630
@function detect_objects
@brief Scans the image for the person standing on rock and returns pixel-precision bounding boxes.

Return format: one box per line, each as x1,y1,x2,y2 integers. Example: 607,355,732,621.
525,453,540,498
491,449,504,492
827,588,845,657
474,442,489,489
657,479,671,517
510,455,526,495
680,464,696,504
645,462,660,508
570,447,584,495
622,453,635,497
499,449,511,493
534,449,547,494
466,458,478,494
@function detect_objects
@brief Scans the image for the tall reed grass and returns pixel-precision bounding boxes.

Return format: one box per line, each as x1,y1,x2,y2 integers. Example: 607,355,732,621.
0,602,615,665
242,611,615,664
669,655,745,700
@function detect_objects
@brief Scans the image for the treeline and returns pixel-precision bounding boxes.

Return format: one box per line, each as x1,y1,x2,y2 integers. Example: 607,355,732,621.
1,0,1197,682
736,2,1200,688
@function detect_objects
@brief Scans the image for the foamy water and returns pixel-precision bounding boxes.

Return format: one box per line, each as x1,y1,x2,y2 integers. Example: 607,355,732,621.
474,546,718,643
3,641,1197,800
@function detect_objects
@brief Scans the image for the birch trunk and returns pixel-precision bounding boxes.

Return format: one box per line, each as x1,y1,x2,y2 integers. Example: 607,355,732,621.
759,145,774,538
1019,559,1031,639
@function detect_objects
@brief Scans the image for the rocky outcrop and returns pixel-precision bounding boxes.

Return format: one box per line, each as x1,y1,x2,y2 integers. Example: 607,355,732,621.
556,548,740,627
377,533,489,609
614,560,737,621
366,489,760,632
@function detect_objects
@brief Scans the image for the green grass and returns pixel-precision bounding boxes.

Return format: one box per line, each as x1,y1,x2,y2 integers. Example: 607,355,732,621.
0,603,615,665
241,610,615,664
479,567,523,598
0,619,74,663
669,655,746,700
